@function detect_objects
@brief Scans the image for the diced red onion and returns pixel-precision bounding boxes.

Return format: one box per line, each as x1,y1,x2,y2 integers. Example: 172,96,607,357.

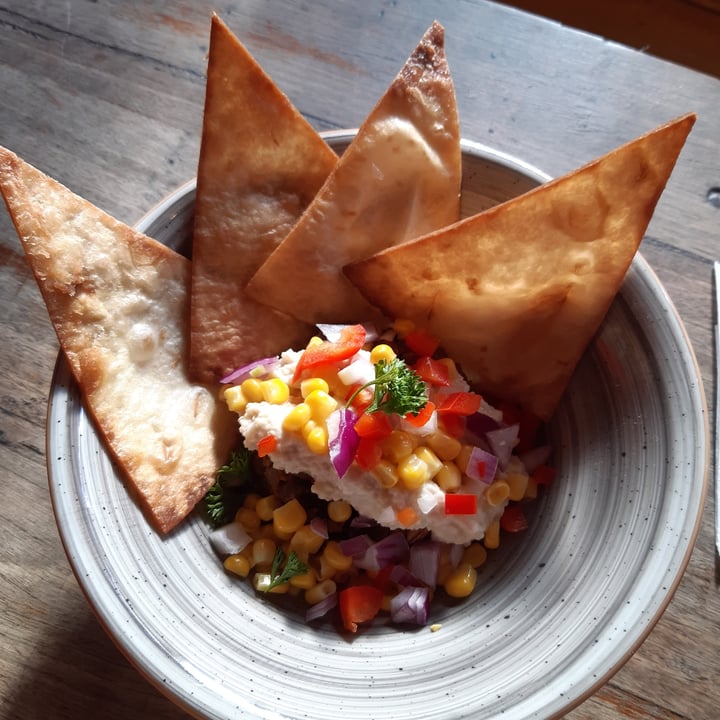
465,446,498,485
486,423,519,468
338,534,374,558
310,517,329,539
466,411,501,438
390,586,430,626
354,531,410,571
519,444,552,474
220,357,279,384
408,541,441,587
389,564,425,588
327,408,360,478
350,514,377,529
401,408,438,436
305,592,338,622
337,357,375,386
208,523,252,556
417,482,444,514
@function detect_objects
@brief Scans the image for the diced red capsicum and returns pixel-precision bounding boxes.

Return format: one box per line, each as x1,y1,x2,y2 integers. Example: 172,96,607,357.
256,434,278,457
404,400,435,427
354,411,393,439
437,391,482,416
338,585,384,633
293,324,366,382
444,493,478,515
404,327,440,356
413,356,450,386
354,436,383,470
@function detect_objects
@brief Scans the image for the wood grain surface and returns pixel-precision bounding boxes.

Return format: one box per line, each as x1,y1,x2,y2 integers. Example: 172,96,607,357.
1,1,719,719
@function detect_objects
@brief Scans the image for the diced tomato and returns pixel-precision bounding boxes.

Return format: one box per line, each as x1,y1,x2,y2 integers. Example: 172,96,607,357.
256,434,277,457
438,413,466,438
413,356,450,386
293,324,366,382
395,506,419,527
339,585,384,633
437,391,482,416
500,504,529,533
444,493,478,515
404,327,440,356
532,463,556,486
404,400,435,427
354,411,393,439
354,436,383,470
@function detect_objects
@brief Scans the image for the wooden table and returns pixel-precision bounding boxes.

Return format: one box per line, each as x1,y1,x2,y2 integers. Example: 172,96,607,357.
1,1,718,718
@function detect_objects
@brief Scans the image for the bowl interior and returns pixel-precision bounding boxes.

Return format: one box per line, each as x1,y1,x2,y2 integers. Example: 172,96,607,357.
48,131,707,720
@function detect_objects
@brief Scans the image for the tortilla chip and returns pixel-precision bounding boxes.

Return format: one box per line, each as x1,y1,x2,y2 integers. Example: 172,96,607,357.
344,114,696,421
245,20,461,326
0,146,237,533
189,14,338,384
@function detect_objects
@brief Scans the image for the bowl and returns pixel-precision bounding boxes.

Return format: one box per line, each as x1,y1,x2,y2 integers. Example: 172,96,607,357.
47,130,708,720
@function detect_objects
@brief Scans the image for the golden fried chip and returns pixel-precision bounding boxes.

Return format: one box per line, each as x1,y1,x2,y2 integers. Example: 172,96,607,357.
0,146,237,533
345,114,696,421
245,20,461,326
189,14,338,384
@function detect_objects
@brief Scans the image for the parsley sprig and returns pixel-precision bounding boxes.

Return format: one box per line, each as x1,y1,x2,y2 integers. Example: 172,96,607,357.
347,357,428,417
205,449,253,528
265,548,308,591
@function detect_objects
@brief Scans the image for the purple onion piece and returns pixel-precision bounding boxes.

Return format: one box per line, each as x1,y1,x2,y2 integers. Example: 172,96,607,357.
408,541,441,587
465,446,499,485
310,516,329,539
486,423,520,469
328,408,360,479
338,534,374,558
305,592,338,622
208,523,252,557
354,531,410,571
519,444,552,474
390,586,430,626
220,356,279,384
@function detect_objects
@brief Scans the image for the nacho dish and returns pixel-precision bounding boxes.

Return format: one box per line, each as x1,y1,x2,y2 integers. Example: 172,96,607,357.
0,13,695,634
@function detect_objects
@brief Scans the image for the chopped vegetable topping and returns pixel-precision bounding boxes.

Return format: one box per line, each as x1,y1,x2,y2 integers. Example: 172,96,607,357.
293,324,367,382
348,357,427,417
205,449,253,527
265,548,309,591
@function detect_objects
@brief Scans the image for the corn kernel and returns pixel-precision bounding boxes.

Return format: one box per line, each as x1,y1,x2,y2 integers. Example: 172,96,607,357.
426,431,462,461
455,444,475,474
414,446,443,479
289,524,325,555
243,493,261,510
393,318,415,338
486,481,510,507
443,561,477,598
434,461,462,492
462,542,488,568
327,500,352,523
223,385,247,413
300,377,330,398
273,498,308,537
317,554,337,580
252,538,277,569
235,507,261,532
484,519,500,549
506,472,529,501
282,402,312,432
373,460,399,488
240,378,264,403
223,553,251,578
306,336,324,348
253,573,289,594
289,567,317,590
322,541,353,571
261,378,290,404
304,389,338,421
304,422,329,454
255,494,280,522
381,430,416,463
397,453,431,489
524,476,539,500
305,578,337,605
370,344,397,364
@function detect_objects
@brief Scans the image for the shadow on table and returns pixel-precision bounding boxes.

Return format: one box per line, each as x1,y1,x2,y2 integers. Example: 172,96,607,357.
5,607,191,720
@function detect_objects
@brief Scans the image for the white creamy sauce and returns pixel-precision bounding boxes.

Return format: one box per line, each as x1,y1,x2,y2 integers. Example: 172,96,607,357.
236,348,513,545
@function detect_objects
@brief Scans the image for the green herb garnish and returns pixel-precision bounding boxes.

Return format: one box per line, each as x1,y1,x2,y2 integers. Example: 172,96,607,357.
265,548,308,591
347,357,428,417
205,449,253,528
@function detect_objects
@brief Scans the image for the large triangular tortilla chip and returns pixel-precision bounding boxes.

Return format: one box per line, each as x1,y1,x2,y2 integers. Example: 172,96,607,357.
0,146,237,533
246,20,461,326
345,114,695,421
189,14,337,384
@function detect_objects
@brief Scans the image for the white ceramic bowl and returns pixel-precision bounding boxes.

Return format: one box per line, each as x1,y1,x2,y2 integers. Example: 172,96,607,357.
47,130,708,720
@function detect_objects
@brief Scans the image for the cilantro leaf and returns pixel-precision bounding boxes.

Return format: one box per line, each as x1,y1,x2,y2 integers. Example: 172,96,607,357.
204,449,253,528
265,548,308,591
348,357,428,417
